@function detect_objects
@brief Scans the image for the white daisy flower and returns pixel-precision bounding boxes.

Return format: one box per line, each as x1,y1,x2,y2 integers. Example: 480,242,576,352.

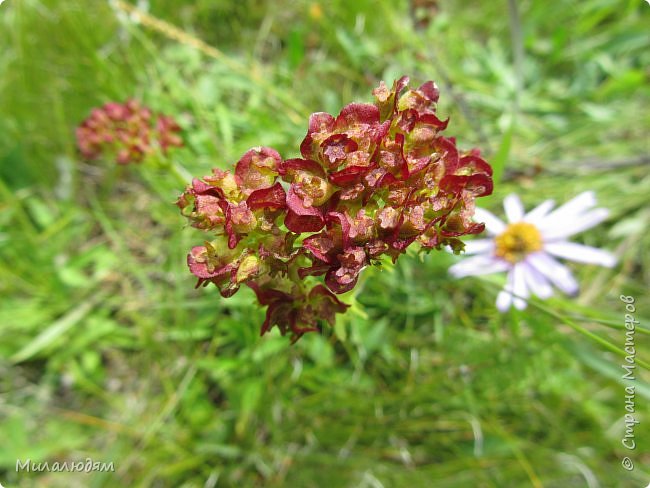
449,191,617,311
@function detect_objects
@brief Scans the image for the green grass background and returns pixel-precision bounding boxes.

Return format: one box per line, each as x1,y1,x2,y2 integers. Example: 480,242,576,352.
1,0,649,486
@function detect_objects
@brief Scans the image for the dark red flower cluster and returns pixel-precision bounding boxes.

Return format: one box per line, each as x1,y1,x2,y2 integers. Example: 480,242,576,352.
178,77,493,342
77,100,183,164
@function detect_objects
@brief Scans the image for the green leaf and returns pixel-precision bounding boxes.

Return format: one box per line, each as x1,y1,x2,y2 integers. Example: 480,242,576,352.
10,291,104,363
235,380,263,436
491,114,514,185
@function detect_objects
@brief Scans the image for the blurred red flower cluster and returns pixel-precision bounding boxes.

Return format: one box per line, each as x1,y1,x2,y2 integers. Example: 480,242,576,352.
178,77,493,341
77,100,183,164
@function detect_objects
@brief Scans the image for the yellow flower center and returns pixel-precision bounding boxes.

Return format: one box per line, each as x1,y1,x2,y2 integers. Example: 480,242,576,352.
494,222,543,263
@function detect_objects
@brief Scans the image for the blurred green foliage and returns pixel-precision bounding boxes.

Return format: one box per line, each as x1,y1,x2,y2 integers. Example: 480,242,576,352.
0,0,648,486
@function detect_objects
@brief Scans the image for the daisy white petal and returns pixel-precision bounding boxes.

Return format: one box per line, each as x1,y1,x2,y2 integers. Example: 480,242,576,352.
449,255,509,278
542,208,610,240
451,191,615,313
512,263,529,310
523,199,555,224
496,270,514,312
503,194,524,223
522,260,554,299
539,191,596,225
544,241,617,267
473,207,506,235
462,239,495,255
527,252,579,295
495,265,529,311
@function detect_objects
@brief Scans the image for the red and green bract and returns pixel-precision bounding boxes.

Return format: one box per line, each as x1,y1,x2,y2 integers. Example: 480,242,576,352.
77,100,183,164
178,77,493,342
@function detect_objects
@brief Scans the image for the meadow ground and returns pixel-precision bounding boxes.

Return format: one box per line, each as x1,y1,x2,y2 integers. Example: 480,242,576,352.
0,1,649,486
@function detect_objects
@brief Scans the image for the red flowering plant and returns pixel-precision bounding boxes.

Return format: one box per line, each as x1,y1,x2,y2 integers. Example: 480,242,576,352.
178,76,493,342
77,99,183,164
